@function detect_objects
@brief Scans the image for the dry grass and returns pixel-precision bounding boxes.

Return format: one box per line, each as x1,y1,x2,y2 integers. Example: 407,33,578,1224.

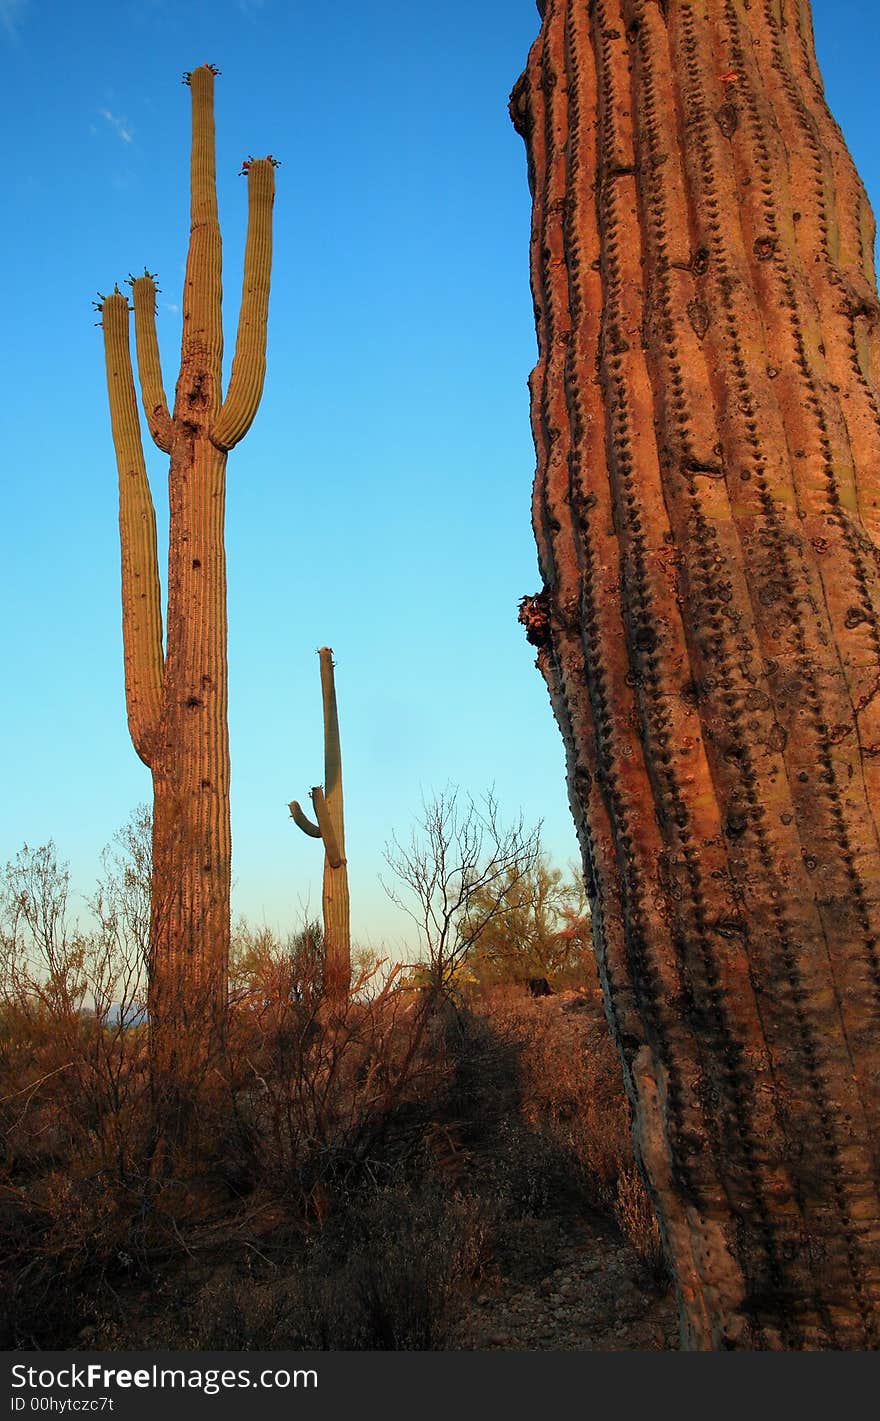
457,983,666,1281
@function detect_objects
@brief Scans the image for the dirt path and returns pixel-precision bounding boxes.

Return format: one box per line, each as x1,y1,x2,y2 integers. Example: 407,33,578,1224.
449,1216,679,1351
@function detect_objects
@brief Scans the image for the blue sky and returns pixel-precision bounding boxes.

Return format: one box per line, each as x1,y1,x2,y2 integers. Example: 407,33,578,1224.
2,1,878,957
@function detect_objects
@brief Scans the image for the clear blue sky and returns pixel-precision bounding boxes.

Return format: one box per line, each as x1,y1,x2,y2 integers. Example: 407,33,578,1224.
2,1,878,958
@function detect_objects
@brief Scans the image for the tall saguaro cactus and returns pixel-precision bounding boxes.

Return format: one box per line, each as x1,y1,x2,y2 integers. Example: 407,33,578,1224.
289,647,351,1000
513,0,880,1347
98,65,275,1072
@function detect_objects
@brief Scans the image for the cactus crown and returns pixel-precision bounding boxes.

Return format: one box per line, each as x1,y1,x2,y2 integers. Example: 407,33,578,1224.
182,63,221,85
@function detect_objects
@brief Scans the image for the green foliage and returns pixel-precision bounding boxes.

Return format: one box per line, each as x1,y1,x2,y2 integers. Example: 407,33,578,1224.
463,856,594,986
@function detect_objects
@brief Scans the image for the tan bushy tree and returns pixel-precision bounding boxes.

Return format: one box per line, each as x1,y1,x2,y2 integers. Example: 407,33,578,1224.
463,857,593,984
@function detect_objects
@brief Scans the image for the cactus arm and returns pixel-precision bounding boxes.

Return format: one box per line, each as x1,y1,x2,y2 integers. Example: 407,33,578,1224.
177,64,223,418
211,158,275,451
318,646,342,802
99,289,165,766
130,272,173,453
317,648,345,870
289,800,322,837
310,786,343,868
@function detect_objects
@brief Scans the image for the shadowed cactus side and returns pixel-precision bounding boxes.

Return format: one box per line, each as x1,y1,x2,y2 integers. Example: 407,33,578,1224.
97,64,276,1087
512,0,880,1348
289,647,351,1001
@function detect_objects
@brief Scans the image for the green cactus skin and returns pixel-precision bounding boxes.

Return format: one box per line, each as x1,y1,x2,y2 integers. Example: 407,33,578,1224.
512,0,880,1348
289,647,351,1001
99,66,275,1076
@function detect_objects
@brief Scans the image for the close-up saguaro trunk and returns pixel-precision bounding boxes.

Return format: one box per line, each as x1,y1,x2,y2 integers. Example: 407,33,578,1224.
98,66,275,1084
512,0,880,1347
289,647,351,1002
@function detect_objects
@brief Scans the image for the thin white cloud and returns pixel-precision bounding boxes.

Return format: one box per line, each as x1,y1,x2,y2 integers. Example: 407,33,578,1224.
100,108,133,144
164,303,179,316
0,0,28,41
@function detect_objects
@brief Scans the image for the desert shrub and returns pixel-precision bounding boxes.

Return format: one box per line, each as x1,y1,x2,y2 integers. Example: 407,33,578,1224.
0,838,163,1346
463,857,597,989
0,831,468,1347
1,817,668,1349
185,1180,489,1350
224,939,456,1208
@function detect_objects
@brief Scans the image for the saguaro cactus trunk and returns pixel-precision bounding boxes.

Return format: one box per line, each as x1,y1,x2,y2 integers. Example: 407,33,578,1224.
289,647,351,1001
512,0,880,1348
99,66,275,1078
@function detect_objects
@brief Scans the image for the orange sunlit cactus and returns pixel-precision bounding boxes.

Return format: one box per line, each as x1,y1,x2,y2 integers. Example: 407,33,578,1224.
98,66,275,1086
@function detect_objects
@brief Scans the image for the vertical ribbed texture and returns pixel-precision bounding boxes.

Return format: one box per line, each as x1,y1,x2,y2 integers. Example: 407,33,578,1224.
512,0,880,1349
131,275,173,453
317,647,350,1000
179,65,223,412
99,64,274,1087
289,647,351,1001
212,159,275,450
100,291,165,765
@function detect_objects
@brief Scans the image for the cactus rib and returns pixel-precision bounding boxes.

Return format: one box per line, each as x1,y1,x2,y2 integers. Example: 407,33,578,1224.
512,0,880,1349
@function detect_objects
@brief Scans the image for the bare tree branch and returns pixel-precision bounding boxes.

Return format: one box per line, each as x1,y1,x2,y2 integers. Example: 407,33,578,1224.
381,787,541,991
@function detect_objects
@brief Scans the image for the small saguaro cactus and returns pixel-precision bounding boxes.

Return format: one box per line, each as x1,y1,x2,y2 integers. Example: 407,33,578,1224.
97,64,276,1080
289,647,351,1000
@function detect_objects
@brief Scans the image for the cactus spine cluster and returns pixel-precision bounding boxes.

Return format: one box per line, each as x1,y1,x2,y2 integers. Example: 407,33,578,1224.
289,648,351,1000
513,0,880,1347
98,65,275,1071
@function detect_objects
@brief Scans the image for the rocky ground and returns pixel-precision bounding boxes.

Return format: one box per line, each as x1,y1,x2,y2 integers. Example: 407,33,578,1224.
449,1215,678,1351
72,1215,679,1352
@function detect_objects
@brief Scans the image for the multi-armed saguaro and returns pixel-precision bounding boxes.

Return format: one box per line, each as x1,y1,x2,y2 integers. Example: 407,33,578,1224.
98,65,275,1069
289,648,351,1000
513,0,880,1347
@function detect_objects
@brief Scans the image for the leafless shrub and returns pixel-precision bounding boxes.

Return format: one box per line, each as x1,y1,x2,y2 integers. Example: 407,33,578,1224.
0,832,151,1188
187,1182,489,1350
382,787,541,992
224,931,454,1207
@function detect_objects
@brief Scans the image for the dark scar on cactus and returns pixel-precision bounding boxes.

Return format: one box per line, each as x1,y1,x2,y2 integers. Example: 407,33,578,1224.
518,590,552,649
